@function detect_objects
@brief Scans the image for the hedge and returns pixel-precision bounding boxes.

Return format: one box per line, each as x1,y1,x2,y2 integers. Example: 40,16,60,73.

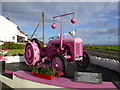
2,42,24,49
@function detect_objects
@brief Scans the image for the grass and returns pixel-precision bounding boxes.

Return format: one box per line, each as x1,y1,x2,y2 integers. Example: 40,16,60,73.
2,45,120,56
4,49,24,56
83,45,120,52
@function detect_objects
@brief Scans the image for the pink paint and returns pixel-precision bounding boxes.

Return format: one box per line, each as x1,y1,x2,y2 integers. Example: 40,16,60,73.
24,42,40,66
13,70,116,89
60,17,63,50
49,38,83,61
49,38,82,43
64,55,71,59
0,58,7,61
53,12,74,18
71,18,76,23
24,12,88,72
52,13,76,51
51,23,56,29
5,70,14,74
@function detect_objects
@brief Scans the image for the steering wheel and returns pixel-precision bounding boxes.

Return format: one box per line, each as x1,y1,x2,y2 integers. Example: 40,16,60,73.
49,36,59,40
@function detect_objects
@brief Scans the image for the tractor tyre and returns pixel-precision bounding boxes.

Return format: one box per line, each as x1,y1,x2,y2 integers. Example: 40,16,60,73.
31,38,41,50
76,51,90,68
51,53,68,74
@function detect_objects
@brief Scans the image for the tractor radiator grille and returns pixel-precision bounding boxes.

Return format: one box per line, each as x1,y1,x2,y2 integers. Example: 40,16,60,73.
76,43,80,56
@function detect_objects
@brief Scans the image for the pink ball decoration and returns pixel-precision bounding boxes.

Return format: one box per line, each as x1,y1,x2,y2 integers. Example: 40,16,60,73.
71,18,76,24
51,23,56,29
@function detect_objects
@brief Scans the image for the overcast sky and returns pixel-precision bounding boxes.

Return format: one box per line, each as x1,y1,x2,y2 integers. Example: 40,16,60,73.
1,1,119,45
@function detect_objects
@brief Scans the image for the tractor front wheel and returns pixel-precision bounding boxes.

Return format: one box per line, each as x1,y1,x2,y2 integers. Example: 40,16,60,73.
76,51,90,68
51,53,68,74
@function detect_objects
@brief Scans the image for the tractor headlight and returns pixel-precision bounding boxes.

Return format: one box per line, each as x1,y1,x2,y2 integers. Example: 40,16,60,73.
43,45,47,47
76,56,83,61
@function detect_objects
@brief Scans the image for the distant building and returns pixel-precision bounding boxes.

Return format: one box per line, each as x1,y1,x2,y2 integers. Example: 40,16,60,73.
0,15,28,43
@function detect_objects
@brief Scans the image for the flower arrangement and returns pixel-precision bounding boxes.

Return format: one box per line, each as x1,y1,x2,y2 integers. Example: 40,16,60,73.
0,50,2,55
32,64,64,79
0,48,8,59
0,49,3,59
0,48,8,54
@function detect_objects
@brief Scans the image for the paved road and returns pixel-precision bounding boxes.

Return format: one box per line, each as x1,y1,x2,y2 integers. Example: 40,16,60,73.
84,49,119,61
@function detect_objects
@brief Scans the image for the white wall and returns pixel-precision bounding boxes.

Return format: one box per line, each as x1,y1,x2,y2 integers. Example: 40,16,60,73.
25,35,28,41
3,56,25,63
0,42,4,45
0,16,17,42
0,15,28,43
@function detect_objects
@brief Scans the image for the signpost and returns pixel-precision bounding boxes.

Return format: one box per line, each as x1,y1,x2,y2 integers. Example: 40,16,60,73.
74,72,102,84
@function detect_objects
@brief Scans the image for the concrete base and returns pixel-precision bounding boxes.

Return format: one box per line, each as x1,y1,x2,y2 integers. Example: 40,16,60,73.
13,75,62,88
0,70,117,89
0,74,14,88
3,56,24,63
0,74,63,88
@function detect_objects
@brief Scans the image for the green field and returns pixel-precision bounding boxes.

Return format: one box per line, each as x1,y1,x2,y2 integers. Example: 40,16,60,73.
2,45,120,56
4,49,24,56
83,45,120,52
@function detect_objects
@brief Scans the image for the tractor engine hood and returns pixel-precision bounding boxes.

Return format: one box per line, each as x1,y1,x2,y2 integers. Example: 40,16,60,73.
49,38,82,43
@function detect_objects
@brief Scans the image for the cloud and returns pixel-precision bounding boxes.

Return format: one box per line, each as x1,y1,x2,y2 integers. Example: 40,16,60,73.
114,27,120,36
1,2,118,44
2,0,119,2
63,33,69,37
2,2,118,26
75,26,118,41
115,16,120,19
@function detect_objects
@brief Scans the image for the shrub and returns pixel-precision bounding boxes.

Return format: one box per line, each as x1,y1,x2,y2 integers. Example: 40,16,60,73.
2,42,24,49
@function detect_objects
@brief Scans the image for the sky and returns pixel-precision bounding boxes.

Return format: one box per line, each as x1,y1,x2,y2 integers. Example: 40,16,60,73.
1,0,119,45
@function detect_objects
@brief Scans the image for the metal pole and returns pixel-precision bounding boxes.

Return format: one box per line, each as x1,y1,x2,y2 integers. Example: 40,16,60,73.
109,36,111,52
53,12,74,18
30,13,43,40
105,24,110,52
60,17,63,50
52,12,75,50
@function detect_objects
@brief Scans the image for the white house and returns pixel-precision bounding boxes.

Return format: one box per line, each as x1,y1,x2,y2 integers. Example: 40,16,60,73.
0,15,28,43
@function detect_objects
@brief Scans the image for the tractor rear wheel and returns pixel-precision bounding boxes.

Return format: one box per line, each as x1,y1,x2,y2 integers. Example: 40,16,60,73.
51,53,68,74
24,38,40,66
31,38,41,50
76,51,90,68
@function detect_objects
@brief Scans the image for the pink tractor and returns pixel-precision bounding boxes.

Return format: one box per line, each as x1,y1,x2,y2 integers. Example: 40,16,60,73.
24,12,90,74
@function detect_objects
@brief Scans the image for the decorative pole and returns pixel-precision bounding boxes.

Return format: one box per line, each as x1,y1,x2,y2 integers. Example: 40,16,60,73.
60,17,63,50
52,12,76,50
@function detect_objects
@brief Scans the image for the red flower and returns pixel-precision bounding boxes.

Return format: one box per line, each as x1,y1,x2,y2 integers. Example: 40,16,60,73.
55,71,64,76
52,67,55,69
4,48,8,50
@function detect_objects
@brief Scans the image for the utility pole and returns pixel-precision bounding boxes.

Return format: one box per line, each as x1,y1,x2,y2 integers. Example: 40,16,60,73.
104,24,111,52
30,11,44,43
97,23,111,52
